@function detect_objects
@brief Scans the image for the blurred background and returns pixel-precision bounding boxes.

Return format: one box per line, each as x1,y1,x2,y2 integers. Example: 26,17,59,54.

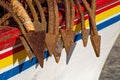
99,34,120,80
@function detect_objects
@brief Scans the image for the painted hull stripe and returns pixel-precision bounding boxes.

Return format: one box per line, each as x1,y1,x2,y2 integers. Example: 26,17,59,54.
0,46,24,60
96,0,119,15
0,44,22,55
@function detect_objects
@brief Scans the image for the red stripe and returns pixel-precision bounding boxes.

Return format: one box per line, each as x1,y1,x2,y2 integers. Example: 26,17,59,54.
0,26,20,50
96,1,120,15
0,37,21,50
0,26,20,38
0,45,24,60
96,0,119,9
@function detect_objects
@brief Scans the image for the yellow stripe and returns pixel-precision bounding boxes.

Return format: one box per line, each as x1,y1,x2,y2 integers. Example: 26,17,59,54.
0,50,28,69
96,6,120,23
0,5,120,69
73,6,120,32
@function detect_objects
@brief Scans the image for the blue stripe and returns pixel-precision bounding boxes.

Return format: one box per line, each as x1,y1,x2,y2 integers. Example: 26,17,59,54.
0,51,49,80
0,14,120,80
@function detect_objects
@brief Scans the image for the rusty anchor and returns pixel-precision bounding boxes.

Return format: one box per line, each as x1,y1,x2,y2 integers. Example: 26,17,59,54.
82,0,101,57
60,0,75,56
45,0,59,57
75,0,89,47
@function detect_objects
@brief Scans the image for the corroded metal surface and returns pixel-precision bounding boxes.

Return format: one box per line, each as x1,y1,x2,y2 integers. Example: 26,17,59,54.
82,0,101,57
75,0,89,47
60,0,75,56
45,0,59,57
60,30,75,56
53,0,62,63
25,31,45,68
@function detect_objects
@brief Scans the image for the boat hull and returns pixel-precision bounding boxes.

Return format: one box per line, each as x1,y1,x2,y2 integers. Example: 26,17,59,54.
0,0,120,80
